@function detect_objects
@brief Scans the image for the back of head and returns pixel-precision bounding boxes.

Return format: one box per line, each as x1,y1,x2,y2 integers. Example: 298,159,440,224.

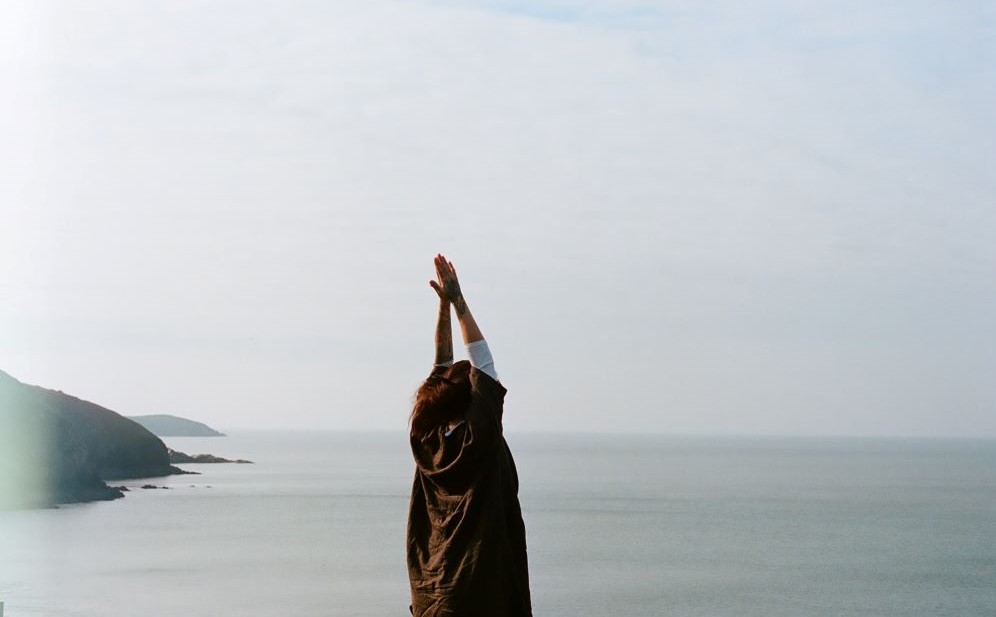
410,360,472,437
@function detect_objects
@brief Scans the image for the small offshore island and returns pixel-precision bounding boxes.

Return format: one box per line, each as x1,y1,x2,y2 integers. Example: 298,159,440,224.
0,369,249,509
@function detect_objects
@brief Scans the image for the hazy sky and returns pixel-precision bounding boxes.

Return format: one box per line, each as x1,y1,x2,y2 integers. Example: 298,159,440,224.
1,1,993,435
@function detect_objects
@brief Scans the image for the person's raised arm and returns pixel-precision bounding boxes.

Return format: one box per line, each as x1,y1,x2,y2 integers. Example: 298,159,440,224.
428,256,454,367
454,296,484,346
429,254,482,344
429,254,496,380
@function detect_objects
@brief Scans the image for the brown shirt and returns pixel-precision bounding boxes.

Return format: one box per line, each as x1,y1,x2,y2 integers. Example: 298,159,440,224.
407,366,532,616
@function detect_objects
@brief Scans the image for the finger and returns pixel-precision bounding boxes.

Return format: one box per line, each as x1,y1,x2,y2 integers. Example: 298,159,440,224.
429,280,443,296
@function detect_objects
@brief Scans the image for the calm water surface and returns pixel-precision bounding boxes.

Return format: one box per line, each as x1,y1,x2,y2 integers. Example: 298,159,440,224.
1,432,994,616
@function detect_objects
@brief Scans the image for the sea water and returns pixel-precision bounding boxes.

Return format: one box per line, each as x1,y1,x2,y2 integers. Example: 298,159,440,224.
0,432,994,616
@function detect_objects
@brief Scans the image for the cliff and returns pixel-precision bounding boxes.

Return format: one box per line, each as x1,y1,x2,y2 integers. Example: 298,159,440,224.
0,369,185,509
128,414,225,437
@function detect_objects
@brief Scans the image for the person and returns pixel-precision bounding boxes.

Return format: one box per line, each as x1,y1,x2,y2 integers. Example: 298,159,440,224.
406,254,532,617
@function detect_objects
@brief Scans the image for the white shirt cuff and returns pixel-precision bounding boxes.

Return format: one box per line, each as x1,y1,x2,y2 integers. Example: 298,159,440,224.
466,340,498,381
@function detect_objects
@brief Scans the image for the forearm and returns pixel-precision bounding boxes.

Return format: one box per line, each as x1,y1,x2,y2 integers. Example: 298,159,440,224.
433,301,453,366
453,294,484,345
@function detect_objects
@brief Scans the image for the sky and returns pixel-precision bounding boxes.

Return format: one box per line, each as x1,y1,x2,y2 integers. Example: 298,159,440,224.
1,0,993,436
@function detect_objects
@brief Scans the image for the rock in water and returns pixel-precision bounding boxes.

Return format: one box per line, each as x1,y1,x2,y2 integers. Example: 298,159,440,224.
168,449,253,464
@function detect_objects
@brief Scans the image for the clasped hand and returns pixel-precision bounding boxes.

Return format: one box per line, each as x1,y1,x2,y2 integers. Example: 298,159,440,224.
429,253,462,304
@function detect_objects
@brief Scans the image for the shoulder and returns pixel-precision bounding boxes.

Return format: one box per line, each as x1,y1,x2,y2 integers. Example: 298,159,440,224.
467,366,506,432
470,365,506,402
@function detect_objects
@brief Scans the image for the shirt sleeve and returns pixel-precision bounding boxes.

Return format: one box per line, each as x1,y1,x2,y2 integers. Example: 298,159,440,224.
466,339,497,381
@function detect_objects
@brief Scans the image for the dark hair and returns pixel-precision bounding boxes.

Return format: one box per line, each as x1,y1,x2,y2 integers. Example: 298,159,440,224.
410,360,472,437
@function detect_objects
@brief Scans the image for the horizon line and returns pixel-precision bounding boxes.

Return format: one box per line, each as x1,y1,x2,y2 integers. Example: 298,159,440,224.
198,427,996,441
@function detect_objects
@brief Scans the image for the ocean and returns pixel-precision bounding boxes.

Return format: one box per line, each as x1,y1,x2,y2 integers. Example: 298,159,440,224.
1,432,994,616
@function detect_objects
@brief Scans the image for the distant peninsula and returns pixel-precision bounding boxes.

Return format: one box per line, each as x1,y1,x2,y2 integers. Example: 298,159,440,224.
0,369,187,509
128,414,225,437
